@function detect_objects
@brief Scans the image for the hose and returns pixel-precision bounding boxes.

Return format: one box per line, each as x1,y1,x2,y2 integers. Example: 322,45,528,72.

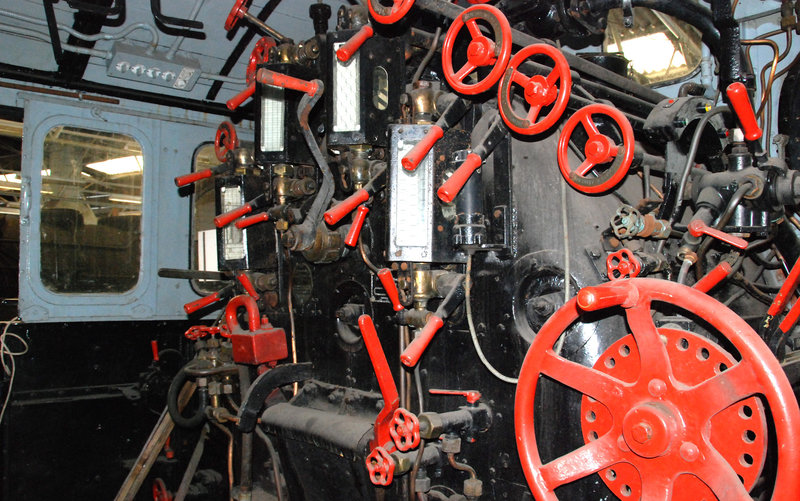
167,368,207,428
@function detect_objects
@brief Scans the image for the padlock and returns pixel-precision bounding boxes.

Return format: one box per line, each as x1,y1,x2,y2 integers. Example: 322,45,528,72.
225,295,288,365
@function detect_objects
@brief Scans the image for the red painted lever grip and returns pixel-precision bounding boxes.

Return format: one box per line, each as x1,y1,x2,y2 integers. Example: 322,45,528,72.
577,282,638,311
215,203,254,228
358,315,400,407
337,25,374,62
377,268,404,312
324,189,370,225
693,261,732,293
184,291,222,315
400,315,444,367
256,68,319,95
768,256,800,317
726,82,763,141
437,152,482,203
345,205,370,247
687,220,748,249
402,126,444,171
175,169,213,187
227,82,256,111
235,212,270,229
237,273,259,299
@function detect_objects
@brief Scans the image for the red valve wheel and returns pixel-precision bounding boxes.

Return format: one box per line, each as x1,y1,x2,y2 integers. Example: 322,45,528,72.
557,104,634,194
606,248,641,281
389,408,420,452
215,121,239,162
441,4,512,95
247,37,275,83
367,0,414,25
498,44,572,135
152,478,172,501
366,446,395,486
515,278,800,501
225,0,249,31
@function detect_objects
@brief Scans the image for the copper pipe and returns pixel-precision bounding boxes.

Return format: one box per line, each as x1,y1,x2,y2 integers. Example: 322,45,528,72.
358,235,380,274
741,38,780,121
287,251,298,395
211,421,235,501
447,453,477,480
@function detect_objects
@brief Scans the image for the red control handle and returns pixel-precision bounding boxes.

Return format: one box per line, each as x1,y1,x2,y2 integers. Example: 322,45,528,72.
184,291,223,315
150,340,160,362
389,408,421,452
225,0,248,31
256,68,319,95
344,205,370,247
687,220,748,249
215,121,239,162
429,388,482,404
377,268,404,312
365,447,395,486
437,152,482,203
726,82,763,141
605,248,641,281
247,37,274,82
174,169,212,187
693,261,732,293
402,126,443,171
235,212,270,229
337,25,374,62
215,203,253,228
767,256,800,317
367,0,415,24
324,189,370,225
400,315,444,367
237,273,259,299
227,83,256,111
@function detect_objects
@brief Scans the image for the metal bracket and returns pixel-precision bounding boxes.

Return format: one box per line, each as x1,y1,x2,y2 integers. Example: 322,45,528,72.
622,0,634,28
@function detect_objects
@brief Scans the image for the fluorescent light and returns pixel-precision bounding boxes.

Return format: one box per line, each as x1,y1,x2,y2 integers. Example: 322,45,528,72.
108,194,141,204
86,155,143,176
0,207,19,215
0,174,18,183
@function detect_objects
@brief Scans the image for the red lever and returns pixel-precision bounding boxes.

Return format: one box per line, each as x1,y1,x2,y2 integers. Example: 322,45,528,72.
576,282,638,311
377,268,404,311
437,152,482,203
429,388,482,405
215,203,254,228
402,126,443,171
767,256,800,317
337,25,374,62
401,315,444,367
235,212,270,229
778,299,800,334
358,315,400,446
174,169,213,187
227,82,256,111
324,189,370,225
237,273,259,299
687,220,748,249
344,205,370,247
726,82,763,141
693,261,732,293
184,291,224,315
150,340,160,362
256,68,318,95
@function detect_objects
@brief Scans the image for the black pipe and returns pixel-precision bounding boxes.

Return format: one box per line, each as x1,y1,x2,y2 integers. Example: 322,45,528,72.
167,368,208,428
238,365,254,497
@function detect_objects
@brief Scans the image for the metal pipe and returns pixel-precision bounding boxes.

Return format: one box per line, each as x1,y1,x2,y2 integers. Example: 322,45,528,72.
175,425,210,501
255,427,285,501
238,366,253,498
167,0,204,59
242,10,290,43
447,453,477,480
0,24,111,58
211,421,235,501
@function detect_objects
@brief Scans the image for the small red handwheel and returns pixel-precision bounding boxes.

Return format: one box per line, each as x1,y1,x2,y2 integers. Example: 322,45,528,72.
225,0,249,31
606,248,641,281
368,0,415,24
365,446,395,486
246,37,275,84
152,478,172,501
557,103,634,194
441,4,512,95
498,44,572,135
389,408,421,452
214,121,239,162
515,278,800,501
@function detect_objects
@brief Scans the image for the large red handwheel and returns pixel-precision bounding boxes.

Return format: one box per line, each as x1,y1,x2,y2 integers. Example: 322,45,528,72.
515,278,800,501
441,4,512,95
368,0,414,24
557,103,634,194
225,0,249,31
390,408,420,452
246,37,275,83
498,44,572,135
215,121,239,162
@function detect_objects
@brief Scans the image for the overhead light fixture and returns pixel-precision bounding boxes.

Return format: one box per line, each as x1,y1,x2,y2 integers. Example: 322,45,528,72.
108,194,142,204
86,155,143,176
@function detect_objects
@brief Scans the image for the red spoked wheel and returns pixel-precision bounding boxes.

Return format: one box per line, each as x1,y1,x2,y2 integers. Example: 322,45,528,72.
606,248,641,281
515,278,800,501
225,0,249,31
441,4,512,95
367,0,414,24
215,121,239,162
557,104,634,194
366,446,395,486
498,44,572,135
152,478,172,501
390,408,421,452
247,37,275,83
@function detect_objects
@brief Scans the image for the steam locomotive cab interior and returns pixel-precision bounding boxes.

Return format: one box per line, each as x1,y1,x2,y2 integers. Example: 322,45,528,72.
0,1,799,500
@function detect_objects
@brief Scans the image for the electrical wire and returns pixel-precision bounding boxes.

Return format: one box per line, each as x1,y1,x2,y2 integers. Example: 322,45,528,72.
465,255,518,384
0,318,25,426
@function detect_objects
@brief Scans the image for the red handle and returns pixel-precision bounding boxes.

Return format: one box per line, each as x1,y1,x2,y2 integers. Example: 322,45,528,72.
687,220,748,249
337,25,374,62
358,315,400,411
402,126,443,171
174,169,212,187
237,273,259,299
225,0,248,31
215,203,253,228
576,282,638,311
235,212,270,229
150,340,160,362
324,189,370,225
256,68,319,95
400,315,444,367
225,295,261,333
344,205,370,247
429,388,482,404
377,268,404,312
437,152,482,203
726,82,763,141
767,256,800,317
184,291,222,315
693,261,732,293
226,82,256,111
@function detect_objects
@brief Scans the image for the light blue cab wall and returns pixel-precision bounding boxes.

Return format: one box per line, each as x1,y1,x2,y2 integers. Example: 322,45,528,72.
18,94,242,322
